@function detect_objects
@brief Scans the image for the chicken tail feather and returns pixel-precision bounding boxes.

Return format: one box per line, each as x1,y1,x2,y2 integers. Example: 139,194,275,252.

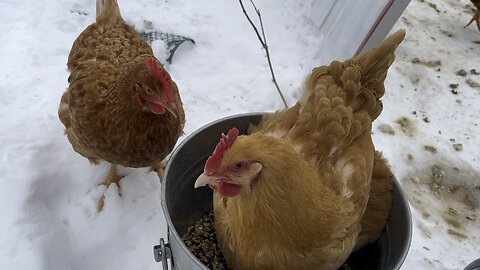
346,29,406,120
284,30,405,167
96,0,123,23
302,30,405,122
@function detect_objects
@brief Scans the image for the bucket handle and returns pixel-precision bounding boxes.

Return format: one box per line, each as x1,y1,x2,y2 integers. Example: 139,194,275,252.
154,238,172,270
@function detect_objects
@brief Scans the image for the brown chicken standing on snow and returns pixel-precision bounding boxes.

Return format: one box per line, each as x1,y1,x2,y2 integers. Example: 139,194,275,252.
194,30,405,269
59,0,184,211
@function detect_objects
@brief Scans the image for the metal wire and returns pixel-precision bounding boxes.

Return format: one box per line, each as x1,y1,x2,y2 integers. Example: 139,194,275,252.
139,31,195,63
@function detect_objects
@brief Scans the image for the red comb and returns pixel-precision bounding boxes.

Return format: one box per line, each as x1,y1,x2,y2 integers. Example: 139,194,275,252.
205,128,240,173
145,57,174,103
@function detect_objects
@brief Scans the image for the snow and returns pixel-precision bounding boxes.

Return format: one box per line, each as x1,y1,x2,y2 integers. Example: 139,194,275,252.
0,0,479,269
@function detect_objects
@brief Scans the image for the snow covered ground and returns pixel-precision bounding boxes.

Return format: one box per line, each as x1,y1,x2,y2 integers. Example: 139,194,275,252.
0,0,479,269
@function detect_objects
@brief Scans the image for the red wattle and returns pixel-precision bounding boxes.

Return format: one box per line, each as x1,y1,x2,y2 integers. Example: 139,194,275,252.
148,102,166,115
218,182,242,197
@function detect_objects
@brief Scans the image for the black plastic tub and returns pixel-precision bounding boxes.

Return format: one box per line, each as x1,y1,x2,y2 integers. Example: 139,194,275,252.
155,113,412,270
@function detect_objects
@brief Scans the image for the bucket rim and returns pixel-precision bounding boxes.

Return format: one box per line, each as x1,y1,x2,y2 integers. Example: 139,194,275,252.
389,177,413,270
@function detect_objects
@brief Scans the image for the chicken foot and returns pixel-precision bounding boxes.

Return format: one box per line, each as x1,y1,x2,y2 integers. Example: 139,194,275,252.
465,10,480,31
97,163,124,212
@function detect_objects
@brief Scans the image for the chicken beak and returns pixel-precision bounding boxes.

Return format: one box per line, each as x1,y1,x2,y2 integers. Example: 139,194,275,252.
153,101,177,118
194,172,215,188
163,102,178,118
150,93,178,118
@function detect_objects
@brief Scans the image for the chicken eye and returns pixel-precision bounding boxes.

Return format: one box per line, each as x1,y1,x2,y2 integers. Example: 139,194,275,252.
234,162,244,170
145,88,153,95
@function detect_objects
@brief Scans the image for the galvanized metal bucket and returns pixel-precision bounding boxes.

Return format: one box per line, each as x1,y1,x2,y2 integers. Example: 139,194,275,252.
154,112,412,270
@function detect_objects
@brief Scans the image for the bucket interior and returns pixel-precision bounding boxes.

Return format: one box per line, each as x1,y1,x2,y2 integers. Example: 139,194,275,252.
163,113,411,270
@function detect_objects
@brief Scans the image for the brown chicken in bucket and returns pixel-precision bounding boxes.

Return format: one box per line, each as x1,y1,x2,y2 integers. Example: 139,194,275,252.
194,30,405,270
59,0,185,211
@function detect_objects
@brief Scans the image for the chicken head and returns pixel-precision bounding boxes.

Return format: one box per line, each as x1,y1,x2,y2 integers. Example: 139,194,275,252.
135,56,177,116
195,128,263,197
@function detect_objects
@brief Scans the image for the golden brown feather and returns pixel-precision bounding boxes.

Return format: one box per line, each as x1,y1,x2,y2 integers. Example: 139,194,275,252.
354,152,393,251
195,30,405,269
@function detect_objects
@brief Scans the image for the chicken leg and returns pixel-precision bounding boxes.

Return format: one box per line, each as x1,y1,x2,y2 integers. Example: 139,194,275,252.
465,9,480,31
152,158,168,182
97,163,124,211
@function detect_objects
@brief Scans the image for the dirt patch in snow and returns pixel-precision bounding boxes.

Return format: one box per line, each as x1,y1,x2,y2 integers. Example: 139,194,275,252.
404,163,479,242
396,116,416,137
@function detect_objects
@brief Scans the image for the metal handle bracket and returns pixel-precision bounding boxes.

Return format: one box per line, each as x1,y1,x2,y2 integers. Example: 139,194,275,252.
154,238,172,270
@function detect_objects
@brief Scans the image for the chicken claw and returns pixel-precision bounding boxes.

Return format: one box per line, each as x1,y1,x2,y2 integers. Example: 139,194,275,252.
97,164,124,212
